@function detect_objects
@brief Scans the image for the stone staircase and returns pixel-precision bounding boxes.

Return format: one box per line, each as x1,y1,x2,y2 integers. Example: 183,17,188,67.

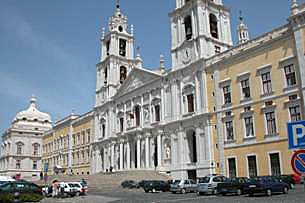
34,170,170,193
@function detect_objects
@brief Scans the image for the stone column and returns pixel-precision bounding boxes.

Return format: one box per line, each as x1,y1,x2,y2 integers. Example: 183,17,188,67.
137,137,141,169
145,135,150,168
111,144,115,168
178,128,185,168
126,142,130,169
196,127,205,164
157,133,162,167
119,142,123,170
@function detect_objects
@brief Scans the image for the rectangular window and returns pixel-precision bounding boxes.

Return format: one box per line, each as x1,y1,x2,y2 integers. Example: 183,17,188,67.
119,117,124,132
241,79,251,99
187,94,194,113
225,121,234,141
102,124,106,137
261,72,272,94
32,161,37,170
33,145,39,155
16,160,21,169
155,105,160,122
284,64,296,87
119,39,127,57
270,153,281,176
228,158,237,178
266,111,277,135
87,130,91,143
290,106,301,121
17,145,22,155
247,155,257,177
244,116,254,138
223,85,231,104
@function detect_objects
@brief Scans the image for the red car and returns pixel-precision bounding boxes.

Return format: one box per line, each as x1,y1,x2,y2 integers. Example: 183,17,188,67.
290,174,301,184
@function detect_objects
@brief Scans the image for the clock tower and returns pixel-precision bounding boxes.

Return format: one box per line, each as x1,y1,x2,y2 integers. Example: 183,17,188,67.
96,2,138,107
169,0,233,68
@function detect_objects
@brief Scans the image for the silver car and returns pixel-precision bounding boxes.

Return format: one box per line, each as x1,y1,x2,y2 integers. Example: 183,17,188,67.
197,175,226,195
170,179,197,194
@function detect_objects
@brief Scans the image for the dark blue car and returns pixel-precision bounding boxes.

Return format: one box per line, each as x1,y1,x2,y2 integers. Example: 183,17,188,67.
243,176,289,196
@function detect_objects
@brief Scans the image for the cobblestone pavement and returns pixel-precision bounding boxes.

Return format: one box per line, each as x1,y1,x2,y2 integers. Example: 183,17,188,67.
41,184,305,203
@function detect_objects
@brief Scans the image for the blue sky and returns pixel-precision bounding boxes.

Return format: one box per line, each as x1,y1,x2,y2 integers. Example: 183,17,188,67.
0,0,303,134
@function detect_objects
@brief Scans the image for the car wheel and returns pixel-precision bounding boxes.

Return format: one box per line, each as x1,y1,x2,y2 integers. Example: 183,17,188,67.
221,192,226,196
76,192,80,196
249,193,254,197
266,189,272,197
236,189,242,196
212,189,217,195
152,188,156,193
144,189,149,193
283,187,288,194
181,189,186,194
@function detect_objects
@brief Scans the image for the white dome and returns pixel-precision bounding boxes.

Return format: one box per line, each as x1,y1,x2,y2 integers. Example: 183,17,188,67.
13,96,52,123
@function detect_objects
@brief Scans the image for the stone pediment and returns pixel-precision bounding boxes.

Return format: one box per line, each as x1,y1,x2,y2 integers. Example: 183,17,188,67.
115,68,161,98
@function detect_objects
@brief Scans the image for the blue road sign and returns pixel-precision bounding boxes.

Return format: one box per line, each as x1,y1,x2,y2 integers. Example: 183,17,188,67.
291,150,305,175
44,163,49,173
287,120,305,150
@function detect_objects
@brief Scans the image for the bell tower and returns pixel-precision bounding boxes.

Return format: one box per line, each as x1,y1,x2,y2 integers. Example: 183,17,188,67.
170,0,233,68
96,2,137,107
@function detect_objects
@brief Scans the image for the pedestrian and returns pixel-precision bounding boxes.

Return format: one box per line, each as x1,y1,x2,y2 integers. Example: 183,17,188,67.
40,171,43,180
81,178,87,186
52,180,59,197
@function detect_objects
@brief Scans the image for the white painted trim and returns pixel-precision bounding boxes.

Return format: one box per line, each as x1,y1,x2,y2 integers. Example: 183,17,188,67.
267,151,282,176
246,153,259,177
226,155,238,177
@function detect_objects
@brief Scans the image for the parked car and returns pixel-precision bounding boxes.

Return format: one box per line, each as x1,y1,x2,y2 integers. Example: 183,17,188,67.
59,182,79,197
0,181,42,195
143,180,169,193
243,176,289,196
170,179,197,194
274,175,295,189
197,175,226,195
68,182,87,196
139,180,151,188
121,180,140,189
217,177,248,196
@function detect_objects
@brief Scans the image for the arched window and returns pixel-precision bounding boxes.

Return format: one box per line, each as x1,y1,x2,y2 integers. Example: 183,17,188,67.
120,66,127,84
184,15,192,40
209,13,218,39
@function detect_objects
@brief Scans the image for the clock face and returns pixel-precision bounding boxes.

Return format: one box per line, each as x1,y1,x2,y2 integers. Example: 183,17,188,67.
182,47,192,64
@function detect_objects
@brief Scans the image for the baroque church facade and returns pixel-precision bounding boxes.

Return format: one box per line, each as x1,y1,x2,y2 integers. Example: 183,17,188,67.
0,97,52,178
92,0,246,179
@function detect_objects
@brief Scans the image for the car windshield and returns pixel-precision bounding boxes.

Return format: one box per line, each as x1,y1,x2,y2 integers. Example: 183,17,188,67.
172,180,181,185
68,184,74,187
198,177,210,183
73,184,80,187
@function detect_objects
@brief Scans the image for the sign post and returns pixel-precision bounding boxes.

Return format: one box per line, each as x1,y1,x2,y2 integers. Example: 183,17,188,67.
288,121,305,190
291,150,305,191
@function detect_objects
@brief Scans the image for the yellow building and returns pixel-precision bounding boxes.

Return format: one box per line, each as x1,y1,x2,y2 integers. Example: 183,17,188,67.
42,111,93,175
205,5,305,177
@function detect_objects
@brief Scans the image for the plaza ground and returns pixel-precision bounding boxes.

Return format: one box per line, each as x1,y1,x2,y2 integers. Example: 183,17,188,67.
41,184,305,203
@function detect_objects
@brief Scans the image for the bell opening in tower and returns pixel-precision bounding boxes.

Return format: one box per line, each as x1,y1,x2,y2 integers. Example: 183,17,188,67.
184,15,192,40
209,14,219,39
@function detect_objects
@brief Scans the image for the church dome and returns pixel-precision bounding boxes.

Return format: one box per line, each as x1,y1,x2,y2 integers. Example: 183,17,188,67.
13,96,52,123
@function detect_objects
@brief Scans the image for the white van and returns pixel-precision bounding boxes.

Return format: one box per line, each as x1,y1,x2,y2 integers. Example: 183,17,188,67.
0,176,15,186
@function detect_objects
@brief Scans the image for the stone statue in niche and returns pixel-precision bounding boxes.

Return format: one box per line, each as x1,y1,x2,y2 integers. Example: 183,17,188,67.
164,143,171,159
143,108,150,121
